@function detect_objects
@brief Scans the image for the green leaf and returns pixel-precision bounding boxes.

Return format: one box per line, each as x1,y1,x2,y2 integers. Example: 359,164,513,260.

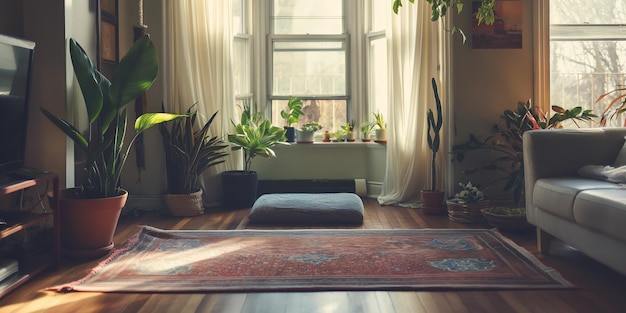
135,113,189,134
69,38,102,124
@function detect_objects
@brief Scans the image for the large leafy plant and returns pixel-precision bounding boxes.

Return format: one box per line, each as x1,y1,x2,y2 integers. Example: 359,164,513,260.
452,100,595,204
280,96,304,127
228,104,287,172
160,107,228,194
41,35,186,199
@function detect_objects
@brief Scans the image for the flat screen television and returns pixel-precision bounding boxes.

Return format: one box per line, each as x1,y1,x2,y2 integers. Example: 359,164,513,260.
0,34,35,176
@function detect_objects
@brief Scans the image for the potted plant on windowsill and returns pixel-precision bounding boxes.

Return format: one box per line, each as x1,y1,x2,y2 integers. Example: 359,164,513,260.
222,103,287,209
280,96,304,142
373,112,387,142
359,121,375,142
40,35,187,258
160,107,228,216
421,78,445,214
341,120,356,142
296,122,323,143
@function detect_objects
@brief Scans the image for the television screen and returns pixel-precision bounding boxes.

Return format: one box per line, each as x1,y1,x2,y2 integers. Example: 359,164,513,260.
0,34,35,176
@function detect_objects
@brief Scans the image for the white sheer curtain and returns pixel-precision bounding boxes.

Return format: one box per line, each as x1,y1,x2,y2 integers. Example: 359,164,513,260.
377,1,444,207
162,0,240,207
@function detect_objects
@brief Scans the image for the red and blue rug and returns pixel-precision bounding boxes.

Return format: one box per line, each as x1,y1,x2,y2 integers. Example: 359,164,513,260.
50,226,573,292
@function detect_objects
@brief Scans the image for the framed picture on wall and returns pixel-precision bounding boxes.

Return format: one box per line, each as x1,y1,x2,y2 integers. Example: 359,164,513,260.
472,0,522,49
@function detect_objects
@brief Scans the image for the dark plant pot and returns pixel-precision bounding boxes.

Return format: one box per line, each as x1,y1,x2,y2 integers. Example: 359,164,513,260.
421,190,445,215
57,188,127,259
284,126,296,143
221,170,258,209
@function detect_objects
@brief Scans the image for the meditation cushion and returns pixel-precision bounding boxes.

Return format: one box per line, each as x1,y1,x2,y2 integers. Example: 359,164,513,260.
249,193,364,225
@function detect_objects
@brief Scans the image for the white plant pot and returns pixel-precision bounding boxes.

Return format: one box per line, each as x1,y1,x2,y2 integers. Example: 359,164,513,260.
296,130,315,143
375,129,387,141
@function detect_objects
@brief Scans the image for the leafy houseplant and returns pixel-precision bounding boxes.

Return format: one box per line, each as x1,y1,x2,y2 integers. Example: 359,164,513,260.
341,120,356,141
373,112,387,141
421,78,445,214
160,107,229,216
297,122,323,143
595,86,626,127
452,100,595,205
41,35,187,257
222,103,287,209
359,121,375,142
446,181,489,223
280,96,304,142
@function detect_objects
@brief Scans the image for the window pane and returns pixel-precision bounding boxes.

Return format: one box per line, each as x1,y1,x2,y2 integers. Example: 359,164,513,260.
272,0,343,34
272,41,346,96
550,0,626,25
233,37,250,97
369,37,388,119
550,40,626,127
272,99,347,133
233,0,244,34
370,0,387,32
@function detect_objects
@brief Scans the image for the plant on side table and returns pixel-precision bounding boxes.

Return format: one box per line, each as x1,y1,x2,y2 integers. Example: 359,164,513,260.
223,103,287,209
160,107,228,216
40,35,187,258
280,96,304,142
421,78,445,214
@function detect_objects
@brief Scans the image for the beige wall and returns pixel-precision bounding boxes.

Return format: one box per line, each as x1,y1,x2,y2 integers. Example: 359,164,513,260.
450,0,534,199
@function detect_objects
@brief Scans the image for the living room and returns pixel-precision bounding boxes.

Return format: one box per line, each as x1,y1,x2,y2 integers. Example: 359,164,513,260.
1,0,626,312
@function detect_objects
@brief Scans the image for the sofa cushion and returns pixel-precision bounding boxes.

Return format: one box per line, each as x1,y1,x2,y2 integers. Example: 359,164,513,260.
533,177,621,221
574,188,626,243
612,136,626,167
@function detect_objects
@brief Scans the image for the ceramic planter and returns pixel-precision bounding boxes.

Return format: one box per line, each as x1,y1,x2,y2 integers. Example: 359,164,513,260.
296,130,315,143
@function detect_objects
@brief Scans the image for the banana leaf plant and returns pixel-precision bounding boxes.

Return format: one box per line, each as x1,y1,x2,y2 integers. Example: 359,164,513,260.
160,107,228,194
41,35,187,199
451,100,596,205
228,103,287,173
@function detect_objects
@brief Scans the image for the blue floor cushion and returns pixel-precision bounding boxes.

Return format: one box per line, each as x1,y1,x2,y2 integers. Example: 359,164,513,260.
249,193,364,225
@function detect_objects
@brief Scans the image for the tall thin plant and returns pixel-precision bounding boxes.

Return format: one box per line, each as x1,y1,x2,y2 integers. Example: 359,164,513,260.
427,77,443,191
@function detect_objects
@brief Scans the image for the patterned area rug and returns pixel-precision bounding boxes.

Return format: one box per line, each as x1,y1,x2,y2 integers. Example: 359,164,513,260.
50,226,573,292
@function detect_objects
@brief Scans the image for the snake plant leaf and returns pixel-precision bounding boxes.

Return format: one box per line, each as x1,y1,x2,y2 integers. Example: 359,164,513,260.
69,38,102,125
40,108,88,152
110,35,158,111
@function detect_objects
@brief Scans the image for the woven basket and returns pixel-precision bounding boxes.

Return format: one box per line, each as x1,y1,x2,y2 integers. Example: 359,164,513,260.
481,207,532,230
446,200,490,223
164,190,204,217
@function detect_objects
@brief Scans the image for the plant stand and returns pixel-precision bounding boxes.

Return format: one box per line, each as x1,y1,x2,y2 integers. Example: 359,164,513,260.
446,199,490,223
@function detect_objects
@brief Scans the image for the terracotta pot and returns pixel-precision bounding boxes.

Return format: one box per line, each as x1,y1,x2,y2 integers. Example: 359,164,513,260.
421,190,445,214
58,188,127,258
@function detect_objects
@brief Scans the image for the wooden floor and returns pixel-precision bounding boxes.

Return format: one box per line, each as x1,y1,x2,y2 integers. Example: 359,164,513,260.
1,198,626,313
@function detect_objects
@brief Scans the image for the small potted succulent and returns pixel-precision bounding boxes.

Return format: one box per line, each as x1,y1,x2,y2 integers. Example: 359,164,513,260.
373,112,387,142
359,121,375,142
342,120,356,141
296,122,323,143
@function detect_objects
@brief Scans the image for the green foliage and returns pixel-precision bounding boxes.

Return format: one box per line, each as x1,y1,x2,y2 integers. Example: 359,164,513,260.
228,103,287,172
41,35,187,198
374,112,386,130
341,120,355,133
392,0,495,43
427,78,443,191
300,122,323,132
160,107,228,194
359,121,375,136
451,100,596,205
280,96,304,127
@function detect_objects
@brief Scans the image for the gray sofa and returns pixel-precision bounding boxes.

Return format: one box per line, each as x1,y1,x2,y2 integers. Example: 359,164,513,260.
523,128,626,275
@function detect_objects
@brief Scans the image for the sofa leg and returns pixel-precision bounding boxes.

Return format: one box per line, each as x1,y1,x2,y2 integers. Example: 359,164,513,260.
536,227,552,254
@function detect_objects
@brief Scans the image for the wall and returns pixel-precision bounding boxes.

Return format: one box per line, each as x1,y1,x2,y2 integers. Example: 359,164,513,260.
450,0,534,200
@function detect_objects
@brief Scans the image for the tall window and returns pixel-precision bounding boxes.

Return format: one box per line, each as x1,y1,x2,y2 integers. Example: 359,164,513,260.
233,0,252,111
550,0,626,127
269,0,349,132
367,0,388,123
